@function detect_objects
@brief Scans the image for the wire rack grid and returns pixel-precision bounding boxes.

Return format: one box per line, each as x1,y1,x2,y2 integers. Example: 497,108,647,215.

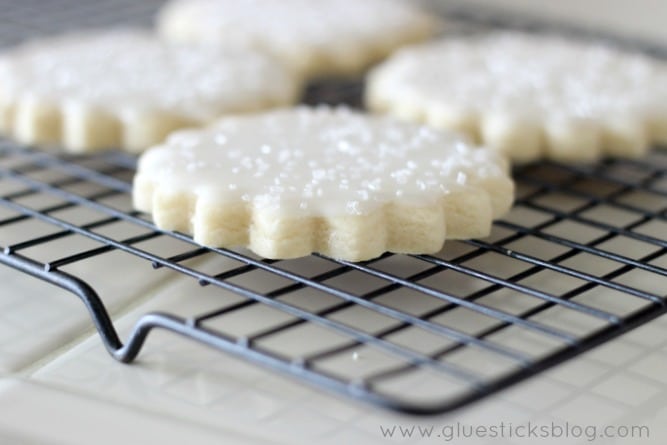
0,0,666,416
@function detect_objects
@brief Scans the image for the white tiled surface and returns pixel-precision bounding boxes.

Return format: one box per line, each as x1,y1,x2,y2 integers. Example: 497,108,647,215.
0,262,659,445
0,379,266,445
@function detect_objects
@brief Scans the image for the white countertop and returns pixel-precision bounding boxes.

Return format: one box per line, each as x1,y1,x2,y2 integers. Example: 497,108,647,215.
0,248,665,445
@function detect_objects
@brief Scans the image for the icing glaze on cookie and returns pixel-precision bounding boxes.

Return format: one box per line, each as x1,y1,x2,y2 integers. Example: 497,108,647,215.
157,0,440,77
370,32,667,120
139,106,509,216
0,29,300,122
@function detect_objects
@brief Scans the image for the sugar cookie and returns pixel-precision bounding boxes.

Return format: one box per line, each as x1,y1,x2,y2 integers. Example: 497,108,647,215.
156,0,441,79
134,106,514,261
0,29,301,152
366,32,667,162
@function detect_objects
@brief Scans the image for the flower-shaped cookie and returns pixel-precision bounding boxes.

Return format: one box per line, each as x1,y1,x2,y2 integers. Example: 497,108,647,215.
134,106,514,261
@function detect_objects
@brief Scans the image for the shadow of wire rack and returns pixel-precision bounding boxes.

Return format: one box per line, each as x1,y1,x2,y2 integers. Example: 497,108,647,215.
0,0,666,417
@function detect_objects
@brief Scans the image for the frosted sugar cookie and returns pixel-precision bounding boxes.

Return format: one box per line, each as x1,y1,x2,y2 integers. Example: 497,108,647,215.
366,32,667,162
0,29,301,153
134,106,514,261
156,0,441,79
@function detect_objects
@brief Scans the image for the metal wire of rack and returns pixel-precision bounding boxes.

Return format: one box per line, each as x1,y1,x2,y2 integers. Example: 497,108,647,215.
0,0,666,416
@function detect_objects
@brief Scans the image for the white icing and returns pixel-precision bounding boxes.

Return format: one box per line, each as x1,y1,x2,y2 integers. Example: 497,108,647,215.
139,106,509,216
0,29,299,121
158,0,439,71
373,32,667,120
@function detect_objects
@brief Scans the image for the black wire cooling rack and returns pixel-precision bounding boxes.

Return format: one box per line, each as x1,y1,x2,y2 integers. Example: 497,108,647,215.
0,0,666,416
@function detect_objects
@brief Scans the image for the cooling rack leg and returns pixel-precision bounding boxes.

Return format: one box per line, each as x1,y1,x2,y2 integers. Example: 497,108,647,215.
0,253,199,365
0,252,125,357
110,312,191,363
